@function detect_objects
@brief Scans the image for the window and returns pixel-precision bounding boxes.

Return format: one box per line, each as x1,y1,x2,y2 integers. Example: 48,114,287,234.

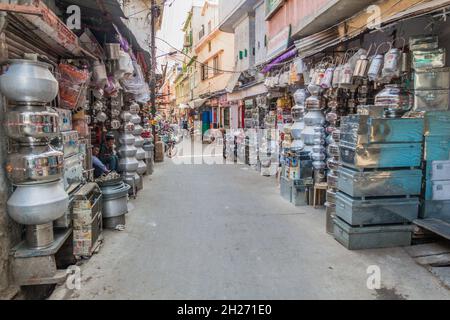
213,55,220,75
244,49,248,58
208,21,212,34
201,64,208,81
208,41,212,52
199,25,205,40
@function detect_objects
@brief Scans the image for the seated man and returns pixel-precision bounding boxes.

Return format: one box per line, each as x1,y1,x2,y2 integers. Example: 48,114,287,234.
92,146,109,178
99,132,119,172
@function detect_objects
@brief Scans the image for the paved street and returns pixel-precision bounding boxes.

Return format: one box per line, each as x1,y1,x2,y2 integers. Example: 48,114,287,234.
52,147,450,300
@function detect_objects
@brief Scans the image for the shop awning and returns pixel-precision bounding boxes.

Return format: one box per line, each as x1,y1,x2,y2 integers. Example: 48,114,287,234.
225,72,242,93
189,98,207,109
227,82,267,102
295,0,450,59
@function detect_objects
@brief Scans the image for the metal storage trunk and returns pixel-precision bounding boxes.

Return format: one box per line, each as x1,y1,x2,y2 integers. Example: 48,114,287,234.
424,111,450,136
335,192,419,226
431,180,450,200
421,200,450,223
424,135,450,161
340,116,424,145
280,176,292,203
333,217,413,250
337,167,422,197
431,160,450,181
414,68,450,90
413,89,450,112
292,186,307,206
60,130,79,158
340,141,423,169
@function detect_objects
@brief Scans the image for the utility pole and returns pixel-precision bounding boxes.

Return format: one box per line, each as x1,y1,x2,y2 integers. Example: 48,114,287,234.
150,0,157,138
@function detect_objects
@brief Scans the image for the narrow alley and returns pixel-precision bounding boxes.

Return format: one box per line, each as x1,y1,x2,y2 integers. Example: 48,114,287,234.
52,157,450,300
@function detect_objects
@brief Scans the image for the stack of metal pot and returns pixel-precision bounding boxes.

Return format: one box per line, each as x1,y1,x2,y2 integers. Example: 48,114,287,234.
0,59,69,249
301,95,325,153
290,89,307,153
129,102,146,183
118,111,140,195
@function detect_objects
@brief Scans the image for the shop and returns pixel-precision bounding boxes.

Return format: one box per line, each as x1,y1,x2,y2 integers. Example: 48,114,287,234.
271,1,450,250
0,1,154,288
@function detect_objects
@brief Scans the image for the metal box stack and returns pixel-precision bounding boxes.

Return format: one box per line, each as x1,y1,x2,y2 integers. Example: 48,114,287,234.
421,111,450,223
334,115,424,250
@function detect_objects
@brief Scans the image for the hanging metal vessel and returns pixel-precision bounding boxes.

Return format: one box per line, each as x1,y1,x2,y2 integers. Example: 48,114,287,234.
353,54,370,78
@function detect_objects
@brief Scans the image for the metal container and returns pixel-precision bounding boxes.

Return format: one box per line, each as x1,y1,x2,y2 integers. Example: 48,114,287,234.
118,157,139,172
7,179,69,225
137,160,147,175
118,144,137,158
421,200,450,222
55,108,73,132
25,223,54,249
119,132,136,146
6,144,64,185
333,217,413,250
340,141,422,169
338,167,422,198
413,48,446,70
60,130,79,158
413,89,450,112
101,182,131,219
431,160,450,181
326,205,335,234
134,135,144,148
414,68,450,90
425,111,450,137
0,59,58,103
63,153,84,191
353,54,370,78
131,114,141,124
105,43,121,60
327,171,338,189
340,115,424,145
368,54,384,81
431,180,450,201
424,135,450,162
375,84,411,116
133,124,144,136
409,35,439,51
6,105,60,143
135,148,145,161
336,192,419,226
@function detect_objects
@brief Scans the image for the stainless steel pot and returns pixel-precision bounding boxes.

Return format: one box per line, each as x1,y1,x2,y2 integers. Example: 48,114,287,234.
7,179,69,225
120,111,133,122
133,124,143,136
101,182,130,218
119,132,136,146
0,59,58,103
131,114,141,124
137,160,147,175
6,105,60,143
135,148,145,161
118,144,137,158
6,143,64,185
303,110,325,127
134,135,144,148
118,157,139,172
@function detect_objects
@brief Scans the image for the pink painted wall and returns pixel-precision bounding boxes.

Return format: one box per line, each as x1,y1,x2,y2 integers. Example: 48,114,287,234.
267,0,330,40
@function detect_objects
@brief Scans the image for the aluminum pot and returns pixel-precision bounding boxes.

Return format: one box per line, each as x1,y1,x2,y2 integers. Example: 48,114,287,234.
135,148,145,161
301,126,316,145
120,111,133,122
136,160,147,175
133,124,144,136
134,135,144,148
303,110,325,127
7,179,68,225
6,105,60,143
6,144,64,185
118,144,137,158
101,182,130,218
119,132,136,146
291,122,304,140
0,59,58,103
131,114,141,124
118,157,139,173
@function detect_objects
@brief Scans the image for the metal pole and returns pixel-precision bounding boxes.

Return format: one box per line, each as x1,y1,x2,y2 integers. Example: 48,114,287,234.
150,0,157,138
